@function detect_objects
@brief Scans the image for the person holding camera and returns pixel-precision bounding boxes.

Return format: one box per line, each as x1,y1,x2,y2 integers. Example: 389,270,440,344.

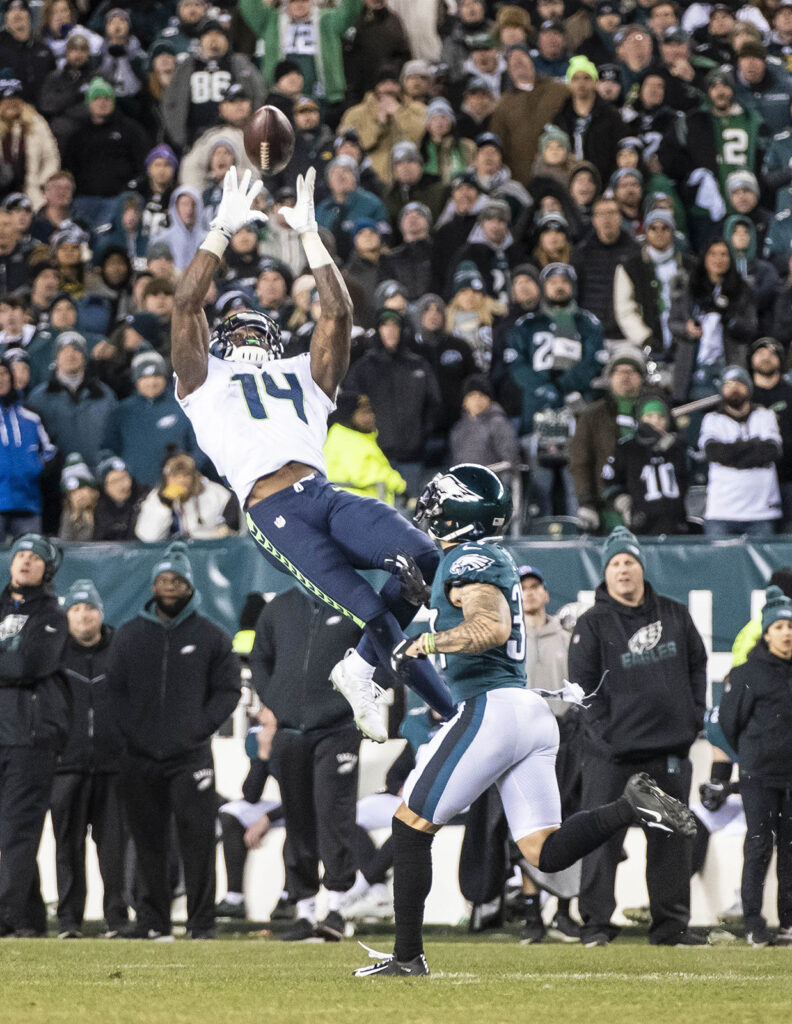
720,586,792,947
499,262,603,517
0,534,69,937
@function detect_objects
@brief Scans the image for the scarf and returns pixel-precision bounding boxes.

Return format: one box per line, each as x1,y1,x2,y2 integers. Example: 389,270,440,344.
540,299,580,340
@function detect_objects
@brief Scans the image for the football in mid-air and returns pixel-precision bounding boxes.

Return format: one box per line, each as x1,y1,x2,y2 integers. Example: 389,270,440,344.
243,105,295,176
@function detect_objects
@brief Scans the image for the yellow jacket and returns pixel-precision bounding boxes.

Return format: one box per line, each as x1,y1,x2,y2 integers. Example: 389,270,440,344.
323,423,406,505
731,616,762,667
338,92,427,185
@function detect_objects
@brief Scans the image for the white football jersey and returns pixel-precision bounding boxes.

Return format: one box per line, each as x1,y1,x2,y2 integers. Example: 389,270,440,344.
176,352,335,506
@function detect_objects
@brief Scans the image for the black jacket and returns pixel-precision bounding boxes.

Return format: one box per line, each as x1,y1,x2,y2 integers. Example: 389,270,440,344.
720,641,792,786
92,481,146,541
753,377,792,483
554,94,625,183
62,108,149,197
411,330,477,434
0,30,55,106
344,334,442,463
108,594,240,761
379,239,435,303
0,582,69,749
58,624,123,773
572,230,640,338
250,587,360,733
568,580,707,761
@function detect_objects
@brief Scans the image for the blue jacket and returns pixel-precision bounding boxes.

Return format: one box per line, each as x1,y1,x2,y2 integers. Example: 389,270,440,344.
500,306,604,433
734,59,792,136
102,388,197,487
27,376,117,470
0,400,55,513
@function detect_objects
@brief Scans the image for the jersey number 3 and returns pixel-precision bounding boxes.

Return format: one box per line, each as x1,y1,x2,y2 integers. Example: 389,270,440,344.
232,372,308,424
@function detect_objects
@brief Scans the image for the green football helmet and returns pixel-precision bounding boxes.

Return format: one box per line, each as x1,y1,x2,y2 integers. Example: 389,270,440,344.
414,464,512,541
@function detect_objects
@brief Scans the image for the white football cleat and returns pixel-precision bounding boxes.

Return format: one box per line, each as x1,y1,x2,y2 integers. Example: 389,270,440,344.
330,652,388,743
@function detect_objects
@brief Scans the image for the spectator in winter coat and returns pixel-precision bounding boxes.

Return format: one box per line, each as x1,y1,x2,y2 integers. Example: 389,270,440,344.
378,202,434,302
62,78,149,226
97,8,147,118
58,453,100,542
0,82,60,211
343,219,384,329
725,214,780,335
733,41,792,136
614,208,694,353
240,0,361,107
449,374,519,483
669,238,759,404
569,526,707,946
265,96,335,196
135,451,237,542
161,18,265,152
601,396,689,534
343,0,411,107
443,261,507,372
572,195,640,340
720,585,792,947
699,364,782,537
490,46,569,183
102,351,197,488
0,0,55,106
453,198,522,307
383,141,447,237
570,344,648,532
338,67,426,186
108,542,240,939
316,156,389,263
177,83,260,191
323,391,406,506
750,337,792,528
0,357,55,541
92,451,144,541
554,56,624,182
410,294,477,440
0,533,69,938
27,332,117,470
50,579,129,939
149,186,205,272
343,308,441,496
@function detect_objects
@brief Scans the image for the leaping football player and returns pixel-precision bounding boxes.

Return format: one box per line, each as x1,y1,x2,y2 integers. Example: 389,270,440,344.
354,464,698,977
171,166,454,741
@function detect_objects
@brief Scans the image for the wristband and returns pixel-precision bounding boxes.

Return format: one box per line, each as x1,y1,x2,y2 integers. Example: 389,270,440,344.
422,633,436,655
301,230,332,269
199,228,230,260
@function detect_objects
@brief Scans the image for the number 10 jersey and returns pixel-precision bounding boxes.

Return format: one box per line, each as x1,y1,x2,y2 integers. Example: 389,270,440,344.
176,352,335,507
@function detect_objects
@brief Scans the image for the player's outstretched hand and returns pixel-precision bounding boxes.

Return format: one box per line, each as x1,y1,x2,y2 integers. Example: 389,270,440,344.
210,166,268,238
383,553,432,607
280,166,318,235
391,637,427,673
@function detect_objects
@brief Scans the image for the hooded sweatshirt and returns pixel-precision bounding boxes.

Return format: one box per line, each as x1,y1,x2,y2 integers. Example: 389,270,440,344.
150,185,206,270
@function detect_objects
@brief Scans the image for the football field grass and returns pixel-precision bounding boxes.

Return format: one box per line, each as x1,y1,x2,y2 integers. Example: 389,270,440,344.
1,932,790,1024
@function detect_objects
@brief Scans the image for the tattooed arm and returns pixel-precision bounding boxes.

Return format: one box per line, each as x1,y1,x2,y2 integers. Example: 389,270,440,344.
404,583,512,657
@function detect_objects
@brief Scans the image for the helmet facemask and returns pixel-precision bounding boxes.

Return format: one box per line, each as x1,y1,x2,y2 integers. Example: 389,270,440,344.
209,311,284,365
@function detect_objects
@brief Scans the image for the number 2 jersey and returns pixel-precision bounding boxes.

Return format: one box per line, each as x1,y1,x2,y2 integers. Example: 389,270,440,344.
430,540,527,706
176,353,335,507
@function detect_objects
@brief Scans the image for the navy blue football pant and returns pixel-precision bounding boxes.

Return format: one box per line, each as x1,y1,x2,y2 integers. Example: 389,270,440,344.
246,474,453,716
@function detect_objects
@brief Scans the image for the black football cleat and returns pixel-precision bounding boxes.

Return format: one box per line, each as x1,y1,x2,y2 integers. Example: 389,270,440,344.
623,773,697,838
353,941,429,978
315,910,345,941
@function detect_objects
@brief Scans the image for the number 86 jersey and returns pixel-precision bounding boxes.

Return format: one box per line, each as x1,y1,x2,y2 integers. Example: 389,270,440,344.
428,540,528,706
176,353,335,507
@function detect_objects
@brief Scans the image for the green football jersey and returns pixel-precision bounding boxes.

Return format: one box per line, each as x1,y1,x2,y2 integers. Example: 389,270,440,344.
428,540,527,705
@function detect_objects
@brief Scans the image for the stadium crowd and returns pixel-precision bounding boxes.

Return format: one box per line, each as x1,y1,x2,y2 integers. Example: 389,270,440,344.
1,0,792,537
0,0,791,949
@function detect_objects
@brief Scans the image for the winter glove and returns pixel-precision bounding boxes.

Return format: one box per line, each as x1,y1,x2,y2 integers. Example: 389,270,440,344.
576,505,600,532
699,779,729,812
533,383,563,410
613,493,633,526
280,167,318,235
210,167,267,240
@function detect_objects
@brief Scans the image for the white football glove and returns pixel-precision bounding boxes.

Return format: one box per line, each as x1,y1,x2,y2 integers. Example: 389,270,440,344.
280,166,318,234
210,167,267,238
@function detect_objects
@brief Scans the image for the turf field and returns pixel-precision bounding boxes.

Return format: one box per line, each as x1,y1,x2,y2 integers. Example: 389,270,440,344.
1,930,789,1024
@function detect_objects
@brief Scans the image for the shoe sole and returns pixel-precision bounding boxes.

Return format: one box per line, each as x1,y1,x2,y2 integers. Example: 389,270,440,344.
330,666,387,743
547,927,580,943
631,783,698,838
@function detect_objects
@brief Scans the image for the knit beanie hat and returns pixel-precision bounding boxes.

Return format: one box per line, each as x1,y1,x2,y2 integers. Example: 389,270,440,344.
151,540,194,587
10,533,54,566
453,260,485,293
61,452,98,493
64,578,104,614
762,585,792,633
85,77,115,104
602,525,645,573
638,397,669,420
132,351,167,382
145,144,179,171
566,54,599,81
720,364,752,396
539,124,571,156
426,97,455,124
96,450,129,485
607,343,647,377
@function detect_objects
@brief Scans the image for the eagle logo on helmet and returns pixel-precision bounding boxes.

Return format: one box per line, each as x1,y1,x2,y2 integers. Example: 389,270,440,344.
209,310,284,365
414,464,512,542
